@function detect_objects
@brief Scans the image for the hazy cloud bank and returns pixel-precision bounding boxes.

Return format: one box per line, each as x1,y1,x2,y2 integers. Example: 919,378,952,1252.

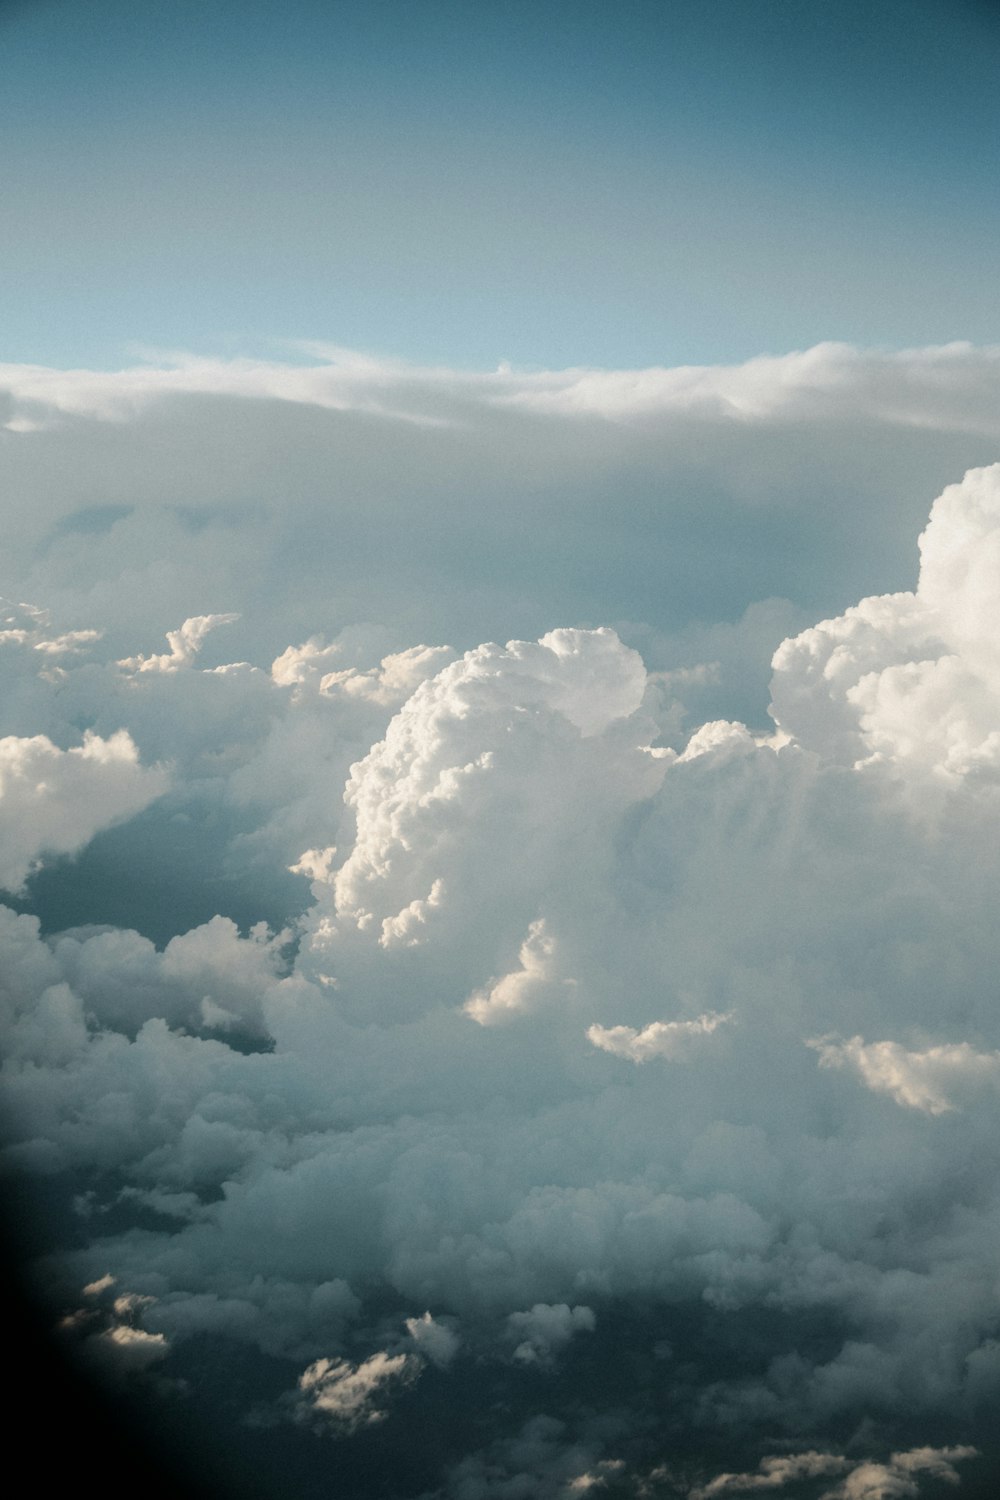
3,341,1000,683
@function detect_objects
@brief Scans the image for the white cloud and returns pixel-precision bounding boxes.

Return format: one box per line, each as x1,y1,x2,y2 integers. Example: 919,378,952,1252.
381,879,446,950
808,1035,1000,1114
91,1323,170,1371
464,919,571,1025
297,1351,416,1430
489,342,1000,433
320,645,459,707
0,728,167,891
821,1447,979,1500
587,1011,731,1063
3,342,1000,436
298,625,660,1023
65,1277,172,1374
691,1451,850,1498
0,596,101,661
770,464,1000,796
82,1273,116,1297
118,612,241,673
690,1446,977,1500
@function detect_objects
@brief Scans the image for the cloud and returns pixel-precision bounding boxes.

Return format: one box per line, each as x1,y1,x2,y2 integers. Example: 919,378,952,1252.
586,1011,731,1063
464,919,571,1025
488,342,1000,434
49,913,294,1038
5,342,1000,680
62,1275,172,1375
506,1303,596,1366
381,878,446,951
91,1323,170,1372
821,1447,979,1500
405,1310,461,1368
0,596,101,661
3,462,1000,1492
0,728,167,891
690,1451,851,1498
82,1273,116,1297
296,1351,417,1431
315,645,459,707
118,612,240,673
690,1447,978,1500
770,464,1000,795
298,625,660,1022
3,342,1000,436
808,1035,1000,1114
440,1415,609,1500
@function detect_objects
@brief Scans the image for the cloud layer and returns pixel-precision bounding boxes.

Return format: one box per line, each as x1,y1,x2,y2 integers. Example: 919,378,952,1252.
4,341,1000,685
2,396,1000,1495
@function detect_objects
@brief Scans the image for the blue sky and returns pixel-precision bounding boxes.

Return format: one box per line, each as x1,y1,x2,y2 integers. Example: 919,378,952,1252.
3,0,1000,369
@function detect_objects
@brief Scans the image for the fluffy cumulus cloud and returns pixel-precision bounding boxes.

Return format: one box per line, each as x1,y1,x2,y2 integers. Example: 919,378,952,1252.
807,1037,1000,1116
0,728,167,892
769,465,1000,792
118,612,241,673
4,456,1000,1498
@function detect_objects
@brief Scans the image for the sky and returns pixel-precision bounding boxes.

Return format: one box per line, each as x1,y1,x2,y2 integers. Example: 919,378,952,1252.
2,0,1000,368
3,4,1000,1500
